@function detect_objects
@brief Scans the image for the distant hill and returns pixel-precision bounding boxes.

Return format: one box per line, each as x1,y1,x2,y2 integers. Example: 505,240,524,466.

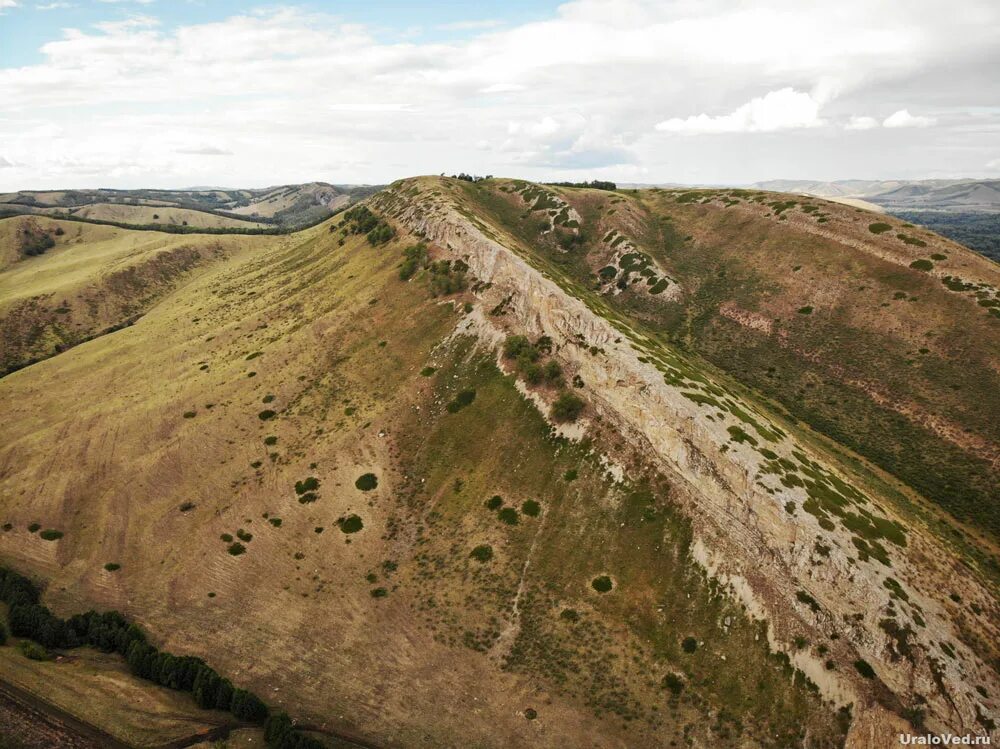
869,180,1000,213
0,182,379,232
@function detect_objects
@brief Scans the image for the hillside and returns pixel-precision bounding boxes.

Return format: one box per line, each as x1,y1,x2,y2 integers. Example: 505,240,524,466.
0,178,997,748
0,183,378,232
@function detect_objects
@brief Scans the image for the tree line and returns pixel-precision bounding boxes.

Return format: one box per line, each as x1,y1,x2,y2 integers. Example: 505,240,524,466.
0,565,327,748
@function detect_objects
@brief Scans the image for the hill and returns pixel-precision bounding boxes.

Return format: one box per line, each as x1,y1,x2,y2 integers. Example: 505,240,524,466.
0,182,379,232
0,178,997,747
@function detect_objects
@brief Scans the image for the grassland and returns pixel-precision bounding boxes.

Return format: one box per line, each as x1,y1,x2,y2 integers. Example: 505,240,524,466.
1,178,997,747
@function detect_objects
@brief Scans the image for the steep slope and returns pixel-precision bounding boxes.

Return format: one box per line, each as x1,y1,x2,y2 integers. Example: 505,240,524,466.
371,177,999,743
0,178,997,748
2,199,851,749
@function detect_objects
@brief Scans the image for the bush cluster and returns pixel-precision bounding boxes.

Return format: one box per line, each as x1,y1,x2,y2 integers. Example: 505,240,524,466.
343,205,395,245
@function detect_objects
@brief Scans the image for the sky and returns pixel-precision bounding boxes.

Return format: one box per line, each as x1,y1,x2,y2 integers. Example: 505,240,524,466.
0,0,999,190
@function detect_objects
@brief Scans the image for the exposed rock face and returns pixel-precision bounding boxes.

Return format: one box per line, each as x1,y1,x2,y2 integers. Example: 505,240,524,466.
373,178,999,745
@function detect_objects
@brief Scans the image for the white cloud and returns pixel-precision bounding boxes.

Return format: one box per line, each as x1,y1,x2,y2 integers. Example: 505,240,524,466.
175,146,232,156
0,155,14,168
0,0,998,188
845,115,879,130
883,109,936,128
0,0,19,9
655,89,824,134
437,19,503,32
36,2,72,9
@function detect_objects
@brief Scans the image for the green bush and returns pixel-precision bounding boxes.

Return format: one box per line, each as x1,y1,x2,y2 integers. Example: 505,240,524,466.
591,575,613,593
236,529,253,542
295,477,320,495
420,366,436,377
258,410,276,420
909,259,934,271
521,500,541,517
853,659,876,679
39,529,63,541
355,473,378,491
446,390,476,413
221,533,234,542
662,672,685,695
498,507,519,525
681,637,698,653
399,243,428,280
104,563,121,572
485,495,503,510
264,435,278,445
797,306,813,315
339,515,364,533
551,391,585,422
19,640,49,661
470,545,493,562
227,543,246,556
868,223,892,234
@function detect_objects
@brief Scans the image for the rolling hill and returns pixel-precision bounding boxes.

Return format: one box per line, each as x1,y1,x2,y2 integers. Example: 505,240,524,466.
0,177,997,748
0,182,378,233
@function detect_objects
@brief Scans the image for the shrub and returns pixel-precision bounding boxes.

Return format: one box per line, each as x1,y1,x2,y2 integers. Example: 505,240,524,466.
338,515,364,533
262,394,275,404
27,523,40,533
560,608,579,622
19,641,49,661
258,410,276,420
227,543,246,556
0,622,6,645
854,659,876,679
470,545,493,562
543,360,562,382
504,335,532,359
681,637,698,653
446,390,476,413
563,469,578,481
370,587,388,598
498,508,519,525
236,529,253,542
662,673,685,695
269,518,282,527
295,477,320,495
521,500,541,517
909,259,933,271
420,366,436,377
104,563,121,572
355,473,378,491
551,391,585,422
264,436,278,445
591,575,613,593
221,533,234,542
797,306,813,315
399,243,428,280
868,223,892,234
485,495,503,510
39,529,63,541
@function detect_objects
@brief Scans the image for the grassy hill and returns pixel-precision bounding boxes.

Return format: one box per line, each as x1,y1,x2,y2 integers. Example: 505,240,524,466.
0,182,378,233
0,178,997,747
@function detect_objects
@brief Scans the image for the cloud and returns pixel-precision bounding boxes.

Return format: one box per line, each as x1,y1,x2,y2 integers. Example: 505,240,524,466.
0,155,14,168
882,109,936,128
0,0,19,8
845,115,879,130
655,89,824,134
36,2,72,9
175,146,232,156
0,0,998,188
437,19,503,32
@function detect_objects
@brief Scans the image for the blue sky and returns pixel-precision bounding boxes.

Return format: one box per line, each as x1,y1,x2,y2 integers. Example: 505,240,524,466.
1,0,998,189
